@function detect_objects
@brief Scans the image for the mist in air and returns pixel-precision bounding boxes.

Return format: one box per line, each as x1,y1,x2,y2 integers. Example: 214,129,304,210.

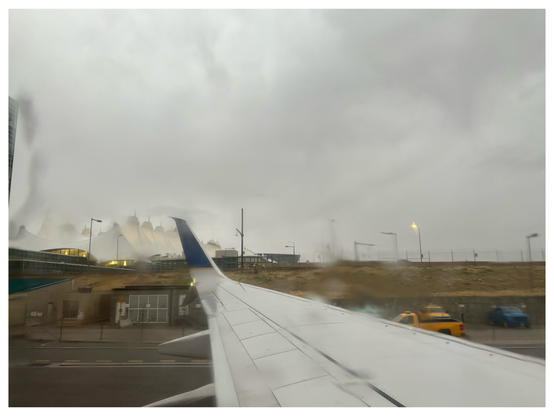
8,9,545,260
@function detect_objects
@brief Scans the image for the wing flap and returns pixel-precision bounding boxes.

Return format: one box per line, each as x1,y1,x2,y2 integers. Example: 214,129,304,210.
158,330,211,359
145,384,215,407
212,313,280,406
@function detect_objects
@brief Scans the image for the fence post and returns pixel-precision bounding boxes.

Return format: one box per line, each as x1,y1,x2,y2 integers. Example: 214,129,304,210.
141,309,144,342
59,315,64,341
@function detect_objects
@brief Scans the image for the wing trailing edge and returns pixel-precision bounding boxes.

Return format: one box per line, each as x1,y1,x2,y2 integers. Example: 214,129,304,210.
145,383,215,407
158,330,211,359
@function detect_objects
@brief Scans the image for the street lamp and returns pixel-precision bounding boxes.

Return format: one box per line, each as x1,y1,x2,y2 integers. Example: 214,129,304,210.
117,234,123,264
236,208,244,269
380,231,398,261
88,218,102,266
285,241,296,262
526,233,538,262
526,233,538,292
411,222,423,262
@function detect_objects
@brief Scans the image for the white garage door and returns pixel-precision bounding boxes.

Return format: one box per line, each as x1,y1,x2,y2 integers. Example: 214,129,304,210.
129,294,168,323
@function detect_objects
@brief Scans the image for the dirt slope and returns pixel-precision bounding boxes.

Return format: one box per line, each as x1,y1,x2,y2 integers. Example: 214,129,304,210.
65,262,545,300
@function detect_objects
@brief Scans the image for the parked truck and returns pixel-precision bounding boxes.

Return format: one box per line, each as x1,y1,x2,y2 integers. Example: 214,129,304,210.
392,311,465,337
417,305,450,320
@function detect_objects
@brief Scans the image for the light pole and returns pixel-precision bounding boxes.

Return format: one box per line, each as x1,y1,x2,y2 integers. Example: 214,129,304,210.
380,232,398,261
526,233,538,292
329,219,336,258
285,241,295,262
354,242,376,261
411,222,423,262
88,218,102,267
117,234,123,264
236,208,244,269
526,233,538,262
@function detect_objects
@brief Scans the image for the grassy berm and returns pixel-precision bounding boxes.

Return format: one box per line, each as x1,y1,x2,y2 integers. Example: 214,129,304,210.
69,262,545,301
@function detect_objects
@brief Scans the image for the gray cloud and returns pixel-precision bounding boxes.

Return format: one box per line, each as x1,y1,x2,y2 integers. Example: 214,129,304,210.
8,9,545,258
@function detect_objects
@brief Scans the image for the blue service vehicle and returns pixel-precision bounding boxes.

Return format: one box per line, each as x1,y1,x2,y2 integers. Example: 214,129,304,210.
488,306,530,328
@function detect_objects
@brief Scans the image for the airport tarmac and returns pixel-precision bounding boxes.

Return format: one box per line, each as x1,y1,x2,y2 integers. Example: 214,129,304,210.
9,338,213,407
12,320,546,346
9,322,545,406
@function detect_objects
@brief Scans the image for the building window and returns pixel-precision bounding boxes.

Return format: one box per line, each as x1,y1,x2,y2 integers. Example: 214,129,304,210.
128,295,168,323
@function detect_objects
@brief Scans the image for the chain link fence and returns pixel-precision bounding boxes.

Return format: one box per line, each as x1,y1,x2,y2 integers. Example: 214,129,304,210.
362,249,545,263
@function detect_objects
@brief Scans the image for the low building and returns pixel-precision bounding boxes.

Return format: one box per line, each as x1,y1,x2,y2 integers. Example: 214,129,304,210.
110,285,207,327
9,277,74,327
260,253,301,263
55,291,112,326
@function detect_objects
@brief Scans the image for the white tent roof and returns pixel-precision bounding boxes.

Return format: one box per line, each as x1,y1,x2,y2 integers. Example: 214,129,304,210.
9,224,145,262
37,215,56,240
58,223,88,242
153,225,172,255
204,239,222,258
88,223,145,261
10,226,66,252
8,215,209,262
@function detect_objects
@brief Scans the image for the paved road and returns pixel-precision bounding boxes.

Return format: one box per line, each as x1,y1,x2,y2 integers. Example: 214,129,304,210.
9,338,213,407
463,323,545,340
462,324,545,359
10,365,213,407
9,338,208,364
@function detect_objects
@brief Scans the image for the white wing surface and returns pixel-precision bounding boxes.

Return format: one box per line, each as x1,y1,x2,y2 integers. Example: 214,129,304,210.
162,217,545,407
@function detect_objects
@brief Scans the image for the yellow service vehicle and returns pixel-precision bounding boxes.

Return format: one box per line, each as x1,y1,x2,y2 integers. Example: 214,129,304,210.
392,312,465,337
417,305,450,320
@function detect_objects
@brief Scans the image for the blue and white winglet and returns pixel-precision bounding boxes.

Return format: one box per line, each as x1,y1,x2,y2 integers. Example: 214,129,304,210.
152,217,545,407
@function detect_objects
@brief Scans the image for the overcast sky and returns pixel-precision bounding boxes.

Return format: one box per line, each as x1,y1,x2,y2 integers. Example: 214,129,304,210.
8,9,545,261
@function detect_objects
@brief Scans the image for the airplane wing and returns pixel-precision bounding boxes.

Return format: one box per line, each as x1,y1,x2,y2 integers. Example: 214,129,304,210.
154,217,544,407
